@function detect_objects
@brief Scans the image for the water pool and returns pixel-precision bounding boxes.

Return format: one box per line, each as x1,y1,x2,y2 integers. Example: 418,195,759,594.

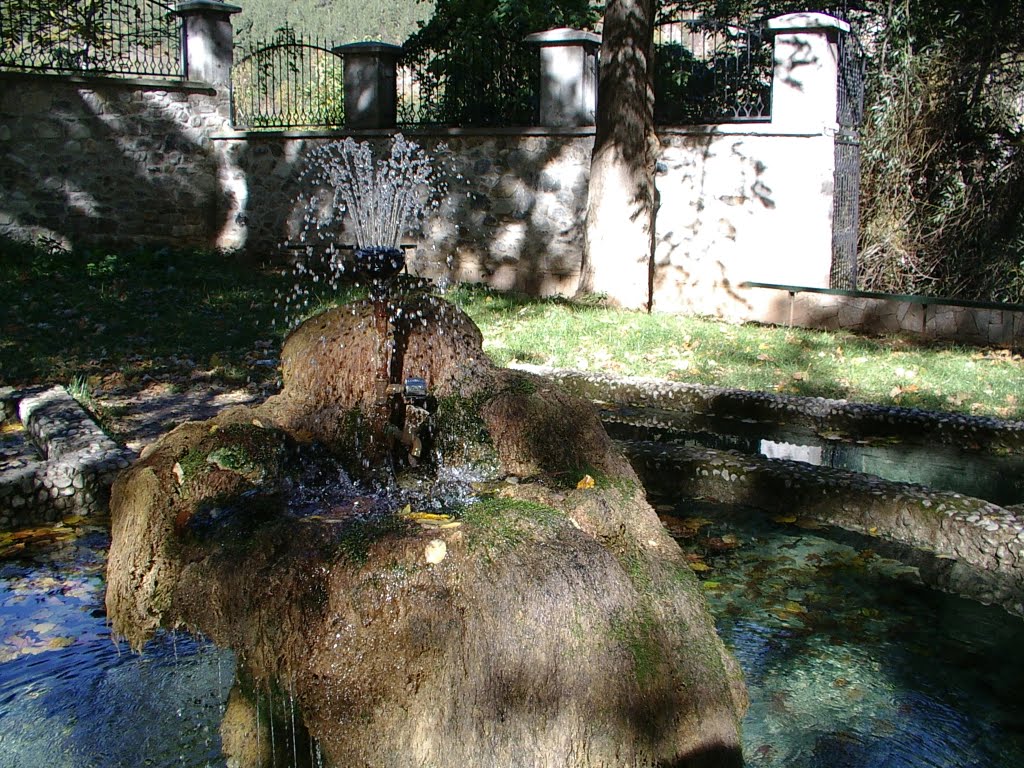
653,495,1024,768
1,505,1022,767
0,521,231,768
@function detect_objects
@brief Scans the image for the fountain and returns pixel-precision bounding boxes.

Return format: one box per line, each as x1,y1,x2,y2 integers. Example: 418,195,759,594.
104,136,748,767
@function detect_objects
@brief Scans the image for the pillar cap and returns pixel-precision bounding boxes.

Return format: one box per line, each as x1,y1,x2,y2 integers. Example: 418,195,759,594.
333,41,403,56
766,12,850,34
524,27,601,47
173,0,242,16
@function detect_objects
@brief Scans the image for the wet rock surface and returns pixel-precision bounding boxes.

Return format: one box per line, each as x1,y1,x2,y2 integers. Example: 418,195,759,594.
105,297,748,768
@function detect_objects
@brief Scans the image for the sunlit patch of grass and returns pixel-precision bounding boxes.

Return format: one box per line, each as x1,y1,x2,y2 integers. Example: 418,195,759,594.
452,285,1024,420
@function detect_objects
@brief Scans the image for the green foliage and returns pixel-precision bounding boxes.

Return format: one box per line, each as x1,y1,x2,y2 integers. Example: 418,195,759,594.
857,0,1024,303
400,0,599,125
0,0,180,75
333,515,408,564
232,25,346,131
460,496,561,553
611,606,662,686
230,0,432,48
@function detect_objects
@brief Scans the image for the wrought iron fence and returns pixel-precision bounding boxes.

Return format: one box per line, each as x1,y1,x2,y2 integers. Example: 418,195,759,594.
837,27,865,132
831,28,866,290
0,0,182,78
397,37,539,127
653,17,772,125
231,33,345,131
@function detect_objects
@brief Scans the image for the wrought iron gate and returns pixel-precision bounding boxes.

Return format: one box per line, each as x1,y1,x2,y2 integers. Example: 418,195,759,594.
830,27,865,290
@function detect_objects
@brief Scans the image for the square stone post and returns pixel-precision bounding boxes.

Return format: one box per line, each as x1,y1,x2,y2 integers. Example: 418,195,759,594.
766,12,849,134
524,28,601,127
173,0,242,87
334,42,403,130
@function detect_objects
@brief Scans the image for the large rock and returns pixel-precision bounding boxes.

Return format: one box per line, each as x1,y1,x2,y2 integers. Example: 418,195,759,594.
106,296,747,767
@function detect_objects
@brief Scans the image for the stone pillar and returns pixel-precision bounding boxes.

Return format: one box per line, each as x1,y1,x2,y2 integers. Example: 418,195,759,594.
524,28,601,127
766,12,849,133
173,0,242,87
334,42,402,130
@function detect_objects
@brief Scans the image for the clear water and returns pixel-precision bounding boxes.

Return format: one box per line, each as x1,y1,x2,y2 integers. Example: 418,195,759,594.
1,502,1023,767
0,521,232,768
652,496,1024,768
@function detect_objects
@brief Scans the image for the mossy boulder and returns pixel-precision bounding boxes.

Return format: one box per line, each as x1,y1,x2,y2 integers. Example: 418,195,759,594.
106,295,747,768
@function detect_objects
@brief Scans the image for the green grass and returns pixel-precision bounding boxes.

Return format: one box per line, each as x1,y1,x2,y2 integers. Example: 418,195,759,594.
0,239,289,386
448,286,1024,420
2,238,1021,420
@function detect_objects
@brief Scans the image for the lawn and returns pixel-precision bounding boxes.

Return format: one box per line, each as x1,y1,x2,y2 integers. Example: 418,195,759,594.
2,242,1022,420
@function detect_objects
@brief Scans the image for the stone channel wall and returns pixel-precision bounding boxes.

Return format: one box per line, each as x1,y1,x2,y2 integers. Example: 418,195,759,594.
0,387,135,529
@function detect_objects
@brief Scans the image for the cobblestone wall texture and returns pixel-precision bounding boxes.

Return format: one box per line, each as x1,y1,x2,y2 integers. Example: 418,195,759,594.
221,132,593,296
0,74,233,251
1,387,134,530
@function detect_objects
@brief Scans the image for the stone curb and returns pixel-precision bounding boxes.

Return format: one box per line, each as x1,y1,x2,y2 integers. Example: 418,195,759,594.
625,440,1024,617
1,386,136,530
512,365,1024,455
510,366,1024,614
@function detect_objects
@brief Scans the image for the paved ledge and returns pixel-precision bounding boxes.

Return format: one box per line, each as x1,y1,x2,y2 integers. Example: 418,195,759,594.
0,386,135,530
513,365,1024,455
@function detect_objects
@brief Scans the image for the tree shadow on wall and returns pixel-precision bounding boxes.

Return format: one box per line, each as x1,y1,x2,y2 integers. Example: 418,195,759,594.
233,132,591,298
652,130,776,315
0,79,229,252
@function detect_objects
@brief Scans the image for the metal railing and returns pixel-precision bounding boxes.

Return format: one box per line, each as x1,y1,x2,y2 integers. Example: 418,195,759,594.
231,34,345,131
0,0,182,79
836,27,865,132
653,17,772,125
397,38,539,127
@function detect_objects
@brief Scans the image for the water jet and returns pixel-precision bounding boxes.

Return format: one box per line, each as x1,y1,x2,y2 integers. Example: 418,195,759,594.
104,136,748,767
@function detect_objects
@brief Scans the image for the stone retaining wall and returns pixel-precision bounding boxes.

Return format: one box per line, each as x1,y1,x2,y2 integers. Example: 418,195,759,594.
0,73,234,251
214,129,594,296
743,285,1024,348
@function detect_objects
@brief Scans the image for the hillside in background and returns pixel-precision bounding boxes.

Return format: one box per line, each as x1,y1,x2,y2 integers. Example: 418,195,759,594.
231,0,433,46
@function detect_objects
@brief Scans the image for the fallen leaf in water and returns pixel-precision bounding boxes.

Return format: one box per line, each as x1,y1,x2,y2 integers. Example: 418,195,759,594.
706,535,741,553
0,543,26,559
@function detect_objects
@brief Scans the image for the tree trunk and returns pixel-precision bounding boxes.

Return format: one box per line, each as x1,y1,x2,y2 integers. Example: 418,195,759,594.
578,0,658,310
